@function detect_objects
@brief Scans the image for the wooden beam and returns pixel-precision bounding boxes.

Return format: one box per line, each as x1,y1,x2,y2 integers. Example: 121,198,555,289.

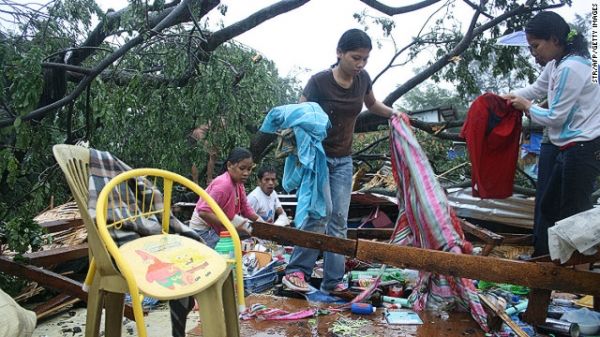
23,244,88,266
34,293,80,319
0,256,137,320
250,221,356,257
498,234,533,245
528,250,600,266
522,288,551,325
36,218,84,233
460,220,504,244
0,256,87,299
460,220,505,256
347,228,393,240
355,240,600,296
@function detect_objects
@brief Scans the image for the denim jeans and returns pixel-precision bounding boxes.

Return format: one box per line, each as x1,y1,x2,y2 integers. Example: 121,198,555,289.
535,137,600,256
194,227,220,249
532,143,559,256
285,156,353,293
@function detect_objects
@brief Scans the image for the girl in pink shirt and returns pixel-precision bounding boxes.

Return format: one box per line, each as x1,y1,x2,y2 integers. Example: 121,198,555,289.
171,148,259,337
189,147,259,248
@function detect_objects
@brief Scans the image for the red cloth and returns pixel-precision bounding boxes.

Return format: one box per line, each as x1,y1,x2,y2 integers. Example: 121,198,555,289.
460,93,522,199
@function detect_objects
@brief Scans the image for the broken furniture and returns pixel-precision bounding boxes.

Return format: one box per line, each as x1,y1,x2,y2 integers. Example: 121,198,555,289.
52,144,243,337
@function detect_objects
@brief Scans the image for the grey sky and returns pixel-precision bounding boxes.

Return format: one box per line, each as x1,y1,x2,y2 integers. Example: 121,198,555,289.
97,0,592,98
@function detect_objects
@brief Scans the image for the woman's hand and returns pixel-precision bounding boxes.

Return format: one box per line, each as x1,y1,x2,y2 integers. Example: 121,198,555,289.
502,93,531,116
391,111,411,124
509,96,532,112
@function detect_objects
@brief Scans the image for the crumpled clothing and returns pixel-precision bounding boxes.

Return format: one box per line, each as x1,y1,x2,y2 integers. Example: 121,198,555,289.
549,207,600,263
259,102,330,228
240,303,317,321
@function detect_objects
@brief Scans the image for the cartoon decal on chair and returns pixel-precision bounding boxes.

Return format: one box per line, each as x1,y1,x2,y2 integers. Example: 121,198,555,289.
137,250,185,289
136,249,211,289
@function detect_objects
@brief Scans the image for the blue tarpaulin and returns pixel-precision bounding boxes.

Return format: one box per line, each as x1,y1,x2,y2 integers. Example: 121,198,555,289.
521,131,542,155
496,31,528,47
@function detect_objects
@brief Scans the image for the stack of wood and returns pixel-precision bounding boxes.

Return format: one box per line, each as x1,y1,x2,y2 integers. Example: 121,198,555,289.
1,202,88,319
0,202,139,321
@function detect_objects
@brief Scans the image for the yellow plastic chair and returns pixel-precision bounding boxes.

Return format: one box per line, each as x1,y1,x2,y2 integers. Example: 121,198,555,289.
53,145,245,337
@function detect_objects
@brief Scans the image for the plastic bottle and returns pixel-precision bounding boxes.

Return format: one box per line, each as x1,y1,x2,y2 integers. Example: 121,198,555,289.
214,231,235,259
351,303,376,315
505,300,528,316
382,296,410,308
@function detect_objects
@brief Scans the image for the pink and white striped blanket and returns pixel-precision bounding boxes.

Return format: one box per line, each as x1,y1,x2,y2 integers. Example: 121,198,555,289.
389,115,489,331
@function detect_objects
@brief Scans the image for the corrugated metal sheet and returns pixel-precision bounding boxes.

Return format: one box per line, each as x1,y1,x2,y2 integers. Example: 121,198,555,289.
447,188,534,229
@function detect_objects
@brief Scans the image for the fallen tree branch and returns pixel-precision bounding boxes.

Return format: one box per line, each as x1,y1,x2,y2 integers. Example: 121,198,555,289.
355,0,567,132
360,0,442,15
0,0,218,128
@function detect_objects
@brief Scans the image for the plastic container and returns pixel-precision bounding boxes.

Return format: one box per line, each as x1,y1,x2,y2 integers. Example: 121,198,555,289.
351,303,376,315
242,258,284,295
561,308,600,335
244,271,277,295
505,300,528,316
382,296,410,308
214,231,235,259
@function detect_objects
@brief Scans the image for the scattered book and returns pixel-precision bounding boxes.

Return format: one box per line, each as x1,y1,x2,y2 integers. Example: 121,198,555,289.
385,309,423,325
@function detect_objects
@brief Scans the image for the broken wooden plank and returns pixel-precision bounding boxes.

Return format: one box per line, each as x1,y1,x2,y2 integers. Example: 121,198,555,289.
34,293,80,320
461,220,504,244
36,218,84,233
23,243,88,267
0,256,137,320
498,234,533,245
460,219,505,256
250,221,356,257
355,239,600,296
479,294,529,337
528,250,600,266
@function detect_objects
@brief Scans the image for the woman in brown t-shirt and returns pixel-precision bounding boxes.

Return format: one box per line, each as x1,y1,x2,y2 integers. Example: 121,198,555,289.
283,28,398,294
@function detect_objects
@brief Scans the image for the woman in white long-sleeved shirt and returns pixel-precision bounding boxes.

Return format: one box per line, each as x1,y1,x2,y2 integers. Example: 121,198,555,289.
505,11,600,256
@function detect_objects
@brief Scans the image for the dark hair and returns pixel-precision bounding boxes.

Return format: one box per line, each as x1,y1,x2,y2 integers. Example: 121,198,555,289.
525,11,590,59
333,29,372,66
257,164,276,180
221,147,252,174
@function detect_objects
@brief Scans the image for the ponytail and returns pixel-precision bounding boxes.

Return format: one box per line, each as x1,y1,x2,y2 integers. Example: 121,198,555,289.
566,31,590,58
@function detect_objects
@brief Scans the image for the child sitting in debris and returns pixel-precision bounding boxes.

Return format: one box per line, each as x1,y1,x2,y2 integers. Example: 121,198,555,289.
170,147,259,337
188,147,260,247
247,164,289,226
